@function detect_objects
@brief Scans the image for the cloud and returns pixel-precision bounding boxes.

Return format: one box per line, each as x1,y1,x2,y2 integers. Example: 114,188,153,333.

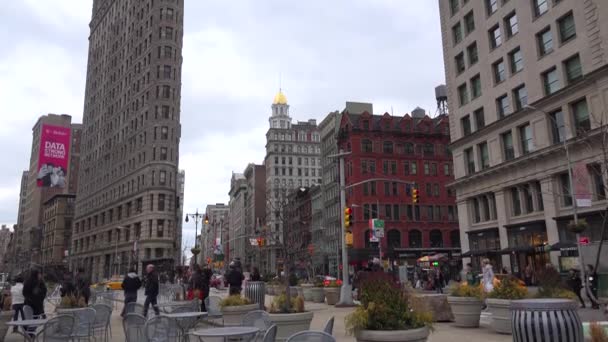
0,1,445,246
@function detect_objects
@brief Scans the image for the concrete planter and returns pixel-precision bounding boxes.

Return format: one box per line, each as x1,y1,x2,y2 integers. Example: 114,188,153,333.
324,287,340,305
486,298,512,334
0,311,12,342
288,287,300,298
310,287,325,303
269,311,314,342
447,296,483,328
355,326,430,342
301,284,314,301
220,304,259,326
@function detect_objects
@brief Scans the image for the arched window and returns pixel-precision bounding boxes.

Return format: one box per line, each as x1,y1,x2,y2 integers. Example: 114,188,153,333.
409,229,422,248
361,139,373,153
364,229,372,248
430,229,443,247
450,230,461,247
383,141,394,154
387,229,401,249
404,142,414,155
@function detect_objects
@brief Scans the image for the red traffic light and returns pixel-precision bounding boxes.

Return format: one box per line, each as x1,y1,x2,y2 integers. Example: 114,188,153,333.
344,207,352,215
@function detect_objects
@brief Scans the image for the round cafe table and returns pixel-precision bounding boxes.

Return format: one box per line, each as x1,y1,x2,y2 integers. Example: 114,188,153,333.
162,311,207,337
191,326,259,342
6,319,48,342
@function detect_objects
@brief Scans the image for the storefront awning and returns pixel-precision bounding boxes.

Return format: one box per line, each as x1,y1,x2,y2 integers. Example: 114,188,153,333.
464,249,501,256
462,251,472,257
500,246,534,254
503,220,546,229
551,241,578,251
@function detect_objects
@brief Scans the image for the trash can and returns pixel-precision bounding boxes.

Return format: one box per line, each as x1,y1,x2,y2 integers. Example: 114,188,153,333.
245,281,266,310
511,299,583,342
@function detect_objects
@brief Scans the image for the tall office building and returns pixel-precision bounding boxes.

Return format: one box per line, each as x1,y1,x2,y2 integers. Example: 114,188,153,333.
8,171,29,274
263,90,321,274
439,0,608,275
72,0,184,280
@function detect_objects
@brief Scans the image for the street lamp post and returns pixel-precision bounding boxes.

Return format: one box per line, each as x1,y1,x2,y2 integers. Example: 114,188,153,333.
113,226,127,277
185,209,208,266
525,104,592,297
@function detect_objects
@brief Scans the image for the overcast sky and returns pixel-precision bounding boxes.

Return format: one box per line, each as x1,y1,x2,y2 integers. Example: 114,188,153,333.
0,0,445,247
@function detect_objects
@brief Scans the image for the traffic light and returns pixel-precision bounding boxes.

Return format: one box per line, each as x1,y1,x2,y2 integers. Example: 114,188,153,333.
206,257,211,264
344,207,352,230
204,215,209,225
412,187,419,204
257,237,264,247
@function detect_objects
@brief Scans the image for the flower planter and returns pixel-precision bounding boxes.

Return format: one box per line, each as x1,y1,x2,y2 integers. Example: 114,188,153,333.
324,287,340,305
220,304,259,326
486,298,512,334
355,326,430,342
447,296,483,328
0,311,13,342
301,284,314,301
310,287,325,303
269,311,314,342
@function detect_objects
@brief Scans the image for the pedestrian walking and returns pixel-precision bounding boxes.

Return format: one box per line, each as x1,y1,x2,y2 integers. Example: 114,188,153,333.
59,272,75,298
75,268,91,305
524,264,533,286
586,264,600,309
481,259,495,293
23,269,47,319
121,268,142,317
567,269,585,308
435,269,444,294
10,276,25,332
250,267,261,281
201,265,212,311
226,262,244,295
143,264,160,317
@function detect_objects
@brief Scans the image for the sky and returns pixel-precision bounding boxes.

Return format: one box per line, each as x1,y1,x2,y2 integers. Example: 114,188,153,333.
0,0,445,247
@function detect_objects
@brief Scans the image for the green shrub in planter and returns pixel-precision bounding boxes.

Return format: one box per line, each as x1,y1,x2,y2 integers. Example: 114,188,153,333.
219,295,252,307
535,266,577,300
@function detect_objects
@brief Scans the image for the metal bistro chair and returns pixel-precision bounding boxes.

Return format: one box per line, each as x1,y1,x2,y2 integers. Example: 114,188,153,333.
285,331,336,342
71,307,97,342
123,313,147,342
323,317,334,335
204,296,223,326
40,314,75,342
170,306,202,338
22,304,45,336
92,303,113,342
145,316,180,342
125,302,146,316
241,310,273,340
262,324,277,342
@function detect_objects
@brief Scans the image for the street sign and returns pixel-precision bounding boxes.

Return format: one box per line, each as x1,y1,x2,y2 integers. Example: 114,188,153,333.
369,219,385,238
249,238,258,246
579,236,590,245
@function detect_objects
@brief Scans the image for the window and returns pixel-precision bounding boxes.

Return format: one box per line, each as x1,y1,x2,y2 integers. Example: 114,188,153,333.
464,11,475,34
158,194,165,211
161,126,168,140
163,65,171,79
505,12,518,37
162,85,171,98
160,147,168,160
404,143,414,155
589,164,606,200
511,187,521,216
473,198,481,222
164,46,172,58
411,162,417,175
509,47,523,73
464,148,475,175
537,28,553,56
383,141,394,154
519,123,533,155
384,182,390,196
549,110,566,144
361,139,373,153
162,27,174,39
444,163,451,176
370,182,377,195
571,98,590,133
543,68,560,95
423,143,435,156
461,115,472,136
159,171,166,184
502,131,515,161
486,0,498,15
424,162,430,175
523,184,534,213
478,142,489,169
455,53,465,74
470,74,481,99
493,59,506,83
489,25,502,48
560,173,573,206
467,42,479,65
513,85,528,110
558,12,576,42
534,181,544,211
534,0,548,17
474,107,485,129
496,94,510,117
431,163,438,176
453,22,463,45
449,0,459,15
458,83,469,106
564,55,582,83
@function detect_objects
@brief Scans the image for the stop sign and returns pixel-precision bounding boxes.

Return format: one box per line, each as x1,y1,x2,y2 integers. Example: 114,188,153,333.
579,237,590,245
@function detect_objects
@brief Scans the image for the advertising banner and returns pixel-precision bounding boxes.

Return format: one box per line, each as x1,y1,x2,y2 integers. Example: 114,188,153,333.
37,124,71,188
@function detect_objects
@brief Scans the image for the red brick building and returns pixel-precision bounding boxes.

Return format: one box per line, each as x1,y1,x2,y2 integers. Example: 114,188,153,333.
337,108,461,272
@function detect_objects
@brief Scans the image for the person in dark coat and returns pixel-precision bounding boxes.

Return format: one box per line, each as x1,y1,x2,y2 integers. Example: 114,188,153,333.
75,268,91,304
22,269,47,318
250,267,261,281
567,269,584,308
201,265,213,311
121,268,142,317
143,264,160,317
586,264,600,309
226,263,244,295
60,272,75,298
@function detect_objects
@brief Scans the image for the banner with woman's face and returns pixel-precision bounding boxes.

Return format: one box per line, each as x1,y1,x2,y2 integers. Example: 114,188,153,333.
37,124,71,188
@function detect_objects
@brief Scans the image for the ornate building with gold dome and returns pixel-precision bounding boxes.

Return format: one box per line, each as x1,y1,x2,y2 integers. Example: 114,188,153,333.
261,90,321,273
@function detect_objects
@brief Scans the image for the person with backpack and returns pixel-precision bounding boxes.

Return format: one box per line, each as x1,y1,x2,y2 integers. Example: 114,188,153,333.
121,268,142,317
143,264,160,317
75,268,91,305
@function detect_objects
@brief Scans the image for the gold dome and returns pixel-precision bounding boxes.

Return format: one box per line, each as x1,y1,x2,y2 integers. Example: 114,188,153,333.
273,89,288,105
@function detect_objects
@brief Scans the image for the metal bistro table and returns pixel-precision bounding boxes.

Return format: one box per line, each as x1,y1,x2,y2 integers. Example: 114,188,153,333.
163,311,208,338
191,326,259,342
6,319,48,342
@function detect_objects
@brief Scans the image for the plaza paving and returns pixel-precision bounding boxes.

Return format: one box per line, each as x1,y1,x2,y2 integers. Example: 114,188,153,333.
2,288,605,341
